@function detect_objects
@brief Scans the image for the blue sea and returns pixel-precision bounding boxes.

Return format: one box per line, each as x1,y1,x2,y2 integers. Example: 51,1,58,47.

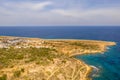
0,26,120,80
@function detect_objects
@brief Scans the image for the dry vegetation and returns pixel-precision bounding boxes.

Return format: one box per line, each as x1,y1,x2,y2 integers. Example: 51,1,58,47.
0,36,116,80
43,39,115,56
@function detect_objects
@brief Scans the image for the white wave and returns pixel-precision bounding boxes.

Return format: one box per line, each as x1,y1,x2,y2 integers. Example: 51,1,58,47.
89,65,100,77
90,65,99,71
107,47,110,50
92,74,100,77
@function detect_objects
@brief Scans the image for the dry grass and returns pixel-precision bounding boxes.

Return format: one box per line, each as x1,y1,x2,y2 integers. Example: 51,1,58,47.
0,36,116,80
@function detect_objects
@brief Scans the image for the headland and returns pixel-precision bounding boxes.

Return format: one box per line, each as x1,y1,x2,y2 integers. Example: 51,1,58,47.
0,36,116,80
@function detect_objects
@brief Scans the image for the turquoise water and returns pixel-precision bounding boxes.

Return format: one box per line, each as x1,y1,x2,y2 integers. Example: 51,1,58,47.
76,44,120,80
0,26,120,80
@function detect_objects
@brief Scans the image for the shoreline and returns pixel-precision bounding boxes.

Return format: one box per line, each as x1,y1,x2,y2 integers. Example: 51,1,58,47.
69,42,116,80
0,35,116,42
0,36,116,80
69,42,116,57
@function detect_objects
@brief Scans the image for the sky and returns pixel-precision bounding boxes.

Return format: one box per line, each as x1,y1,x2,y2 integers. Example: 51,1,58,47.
0,0,120,26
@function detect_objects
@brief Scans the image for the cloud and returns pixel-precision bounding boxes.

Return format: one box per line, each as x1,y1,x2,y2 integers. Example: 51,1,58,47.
0,0,120,26
3,1,53,11
51,8,120,19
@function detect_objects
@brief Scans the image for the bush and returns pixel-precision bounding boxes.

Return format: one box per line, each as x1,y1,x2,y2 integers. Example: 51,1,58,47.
0,74,7,80
21,68,24,72
14,70,21,78
0,47,57,67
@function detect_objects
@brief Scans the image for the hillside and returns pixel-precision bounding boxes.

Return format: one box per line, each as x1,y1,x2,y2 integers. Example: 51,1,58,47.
0,36,116,80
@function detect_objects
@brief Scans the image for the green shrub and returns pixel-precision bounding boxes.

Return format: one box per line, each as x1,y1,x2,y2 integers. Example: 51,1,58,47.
0,47,57,67
14,70,21,78
21,68,24,72
0,74,7,80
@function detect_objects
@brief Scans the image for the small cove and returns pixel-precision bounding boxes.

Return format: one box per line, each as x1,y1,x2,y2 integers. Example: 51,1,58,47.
75,44,120,80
